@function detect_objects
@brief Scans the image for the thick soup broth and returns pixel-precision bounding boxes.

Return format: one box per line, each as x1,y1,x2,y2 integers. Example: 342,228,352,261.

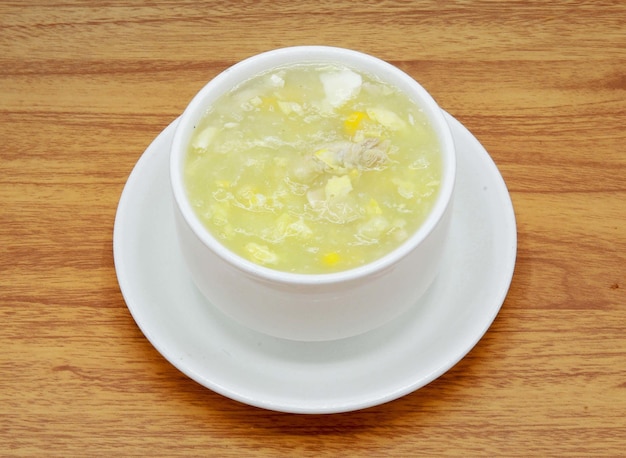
184,63,441,273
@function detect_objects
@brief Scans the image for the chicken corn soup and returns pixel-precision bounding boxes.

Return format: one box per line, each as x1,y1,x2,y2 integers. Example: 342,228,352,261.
184,63,442,274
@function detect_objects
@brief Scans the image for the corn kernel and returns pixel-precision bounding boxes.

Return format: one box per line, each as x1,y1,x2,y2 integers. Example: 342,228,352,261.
322,252,341,266
344,111,367,136
366,198,382,216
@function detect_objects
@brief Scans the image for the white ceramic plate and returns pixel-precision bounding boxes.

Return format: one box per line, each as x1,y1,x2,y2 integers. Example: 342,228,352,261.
113,112,517,414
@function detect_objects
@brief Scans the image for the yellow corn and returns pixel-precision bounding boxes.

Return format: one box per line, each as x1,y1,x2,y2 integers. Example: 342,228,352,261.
366,198,382,216
322,252,341,266
344,111,367,136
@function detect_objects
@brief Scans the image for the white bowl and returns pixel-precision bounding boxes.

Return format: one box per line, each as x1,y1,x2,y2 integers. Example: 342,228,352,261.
170,46,456,341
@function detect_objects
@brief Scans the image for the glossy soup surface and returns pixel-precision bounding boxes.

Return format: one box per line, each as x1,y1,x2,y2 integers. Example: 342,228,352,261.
184,63,441,273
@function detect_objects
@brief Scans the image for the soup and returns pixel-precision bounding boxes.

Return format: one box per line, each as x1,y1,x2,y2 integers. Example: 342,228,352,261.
184,63,441,274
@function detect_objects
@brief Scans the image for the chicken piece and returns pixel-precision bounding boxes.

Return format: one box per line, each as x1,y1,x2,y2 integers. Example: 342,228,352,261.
313,138,389,172
290,155,326,183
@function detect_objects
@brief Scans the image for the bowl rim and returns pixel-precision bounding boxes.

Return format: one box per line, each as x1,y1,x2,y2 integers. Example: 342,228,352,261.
170,45,456,285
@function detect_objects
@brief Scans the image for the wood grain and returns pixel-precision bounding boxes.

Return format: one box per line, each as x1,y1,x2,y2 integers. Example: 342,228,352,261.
1,1,625,456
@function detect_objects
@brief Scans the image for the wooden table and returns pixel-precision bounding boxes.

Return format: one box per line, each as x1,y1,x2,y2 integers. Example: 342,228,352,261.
2,2,625,455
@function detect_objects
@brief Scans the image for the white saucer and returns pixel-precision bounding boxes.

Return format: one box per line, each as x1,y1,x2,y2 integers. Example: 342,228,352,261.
113,112,517,414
